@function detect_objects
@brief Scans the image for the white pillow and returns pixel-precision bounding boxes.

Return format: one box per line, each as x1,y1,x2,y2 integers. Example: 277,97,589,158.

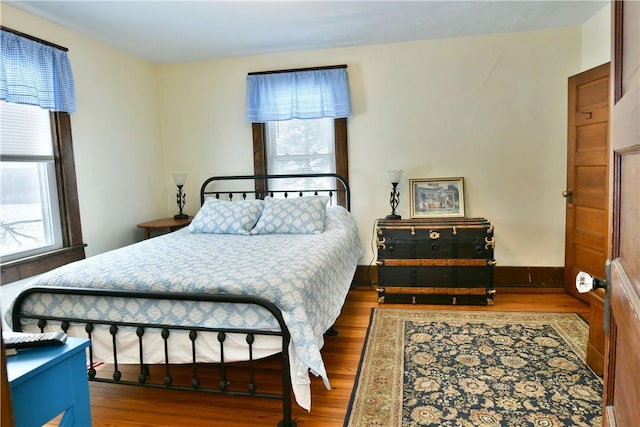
251,196,329,234
188,199,264,235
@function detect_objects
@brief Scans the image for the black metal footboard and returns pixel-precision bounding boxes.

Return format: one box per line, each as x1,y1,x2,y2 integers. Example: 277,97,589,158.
11,286,298,427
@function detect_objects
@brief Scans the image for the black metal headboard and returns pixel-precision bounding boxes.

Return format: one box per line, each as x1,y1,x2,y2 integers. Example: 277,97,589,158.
200,173,350,211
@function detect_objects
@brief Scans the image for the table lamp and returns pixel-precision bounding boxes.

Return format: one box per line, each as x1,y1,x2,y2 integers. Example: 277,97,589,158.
386,170,402,220
173,173,188,219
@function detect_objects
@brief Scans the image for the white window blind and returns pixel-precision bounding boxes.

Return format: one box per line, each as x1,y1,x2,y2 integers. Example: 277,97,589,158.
1,101,53,156
266,117,335,192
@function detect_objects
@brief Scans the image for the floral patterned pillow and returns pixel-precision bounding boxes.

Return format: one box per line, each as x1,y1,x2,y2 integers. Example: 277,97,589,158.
251,196,329,234
188,199,264,235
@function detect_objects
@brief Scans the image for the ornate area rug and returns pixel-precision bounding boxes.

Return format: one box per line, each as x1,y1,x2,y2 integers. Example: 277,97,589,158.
344,309,603,426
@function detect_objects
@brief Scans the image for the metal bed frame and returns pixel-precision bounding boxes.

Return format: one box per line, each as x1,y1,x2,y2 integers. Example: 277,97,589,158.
10,173,351,427
200,173,350,210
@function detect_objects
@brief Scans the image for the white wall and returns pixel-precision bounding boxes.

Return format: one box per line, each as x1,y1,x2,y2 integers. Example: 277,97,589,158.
159,27,583,267
582,4,612,71
1,5,166,257
1,3,611,270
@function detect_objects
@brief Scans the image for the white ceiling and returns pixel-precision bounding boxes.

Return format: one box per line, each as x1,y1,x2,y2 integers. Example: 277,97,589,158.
4,1,608,64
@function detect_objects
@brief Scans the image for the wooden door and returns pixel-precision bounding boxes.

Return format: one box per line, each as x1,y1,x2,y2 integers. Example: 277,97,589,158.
603,1,640,425
564,63,610,301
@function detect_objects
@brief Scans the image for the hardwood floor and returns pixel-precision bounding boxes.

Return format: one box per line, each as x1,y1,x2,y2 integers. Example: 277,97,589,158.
80,287,590,427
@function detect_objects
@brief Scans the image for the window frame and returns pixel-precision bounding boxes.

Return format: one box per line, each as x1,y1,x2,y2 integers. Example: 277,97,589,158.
252,117,349,206
1,111,85,285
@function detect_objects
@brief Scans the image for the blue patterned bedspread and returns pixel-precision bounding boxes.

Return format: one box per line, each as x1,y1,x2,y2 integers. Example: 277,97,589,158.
10,206,362,397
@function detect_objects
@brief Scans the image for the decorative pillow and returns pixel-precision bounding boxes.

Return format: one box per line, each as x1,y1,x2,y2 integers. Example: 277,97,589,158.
250,196,329,235
188,199,264,235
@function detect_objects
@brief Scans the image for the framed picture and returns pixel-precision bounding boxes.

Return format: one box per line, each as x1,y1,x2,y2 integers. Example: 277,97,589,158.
410,177,465,218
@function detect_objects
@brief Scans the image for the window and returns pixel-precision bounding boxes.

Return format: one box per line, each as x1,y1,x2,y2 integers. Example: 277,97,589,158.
0,104,85,284
247,65,351,200
0,28,85,285
1,102,63,261
253,118,349,202
265,117,335,191
0,103,85,284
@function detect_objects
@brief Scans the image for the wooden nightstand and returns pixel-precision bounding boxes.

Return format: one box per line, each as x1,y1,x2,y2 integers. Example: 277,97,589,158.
137,216,193,239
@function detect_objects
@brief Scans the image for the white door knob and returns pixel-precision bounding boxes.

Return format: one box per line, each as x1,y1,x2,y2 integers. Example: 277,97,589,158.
576,271,595,293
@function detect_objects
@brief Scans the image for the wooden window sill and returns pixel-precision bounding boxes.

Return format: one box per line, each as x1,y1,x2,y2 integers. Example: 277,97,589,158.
1,244,86,285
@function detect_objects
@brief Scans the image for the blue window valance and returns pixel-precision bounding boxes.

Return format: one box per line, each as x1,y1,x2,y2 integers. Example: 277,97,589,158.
0,29,76,113
246,67,351,122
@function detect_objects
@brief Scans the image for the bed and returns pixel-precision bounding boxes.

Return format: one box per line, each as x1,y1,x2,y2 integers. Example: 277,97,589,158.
7,173,363,427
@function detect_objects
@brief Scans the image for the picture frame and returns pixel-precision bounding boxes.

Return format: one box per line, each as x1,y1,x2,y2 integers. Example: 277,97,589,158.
410,177,465,218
